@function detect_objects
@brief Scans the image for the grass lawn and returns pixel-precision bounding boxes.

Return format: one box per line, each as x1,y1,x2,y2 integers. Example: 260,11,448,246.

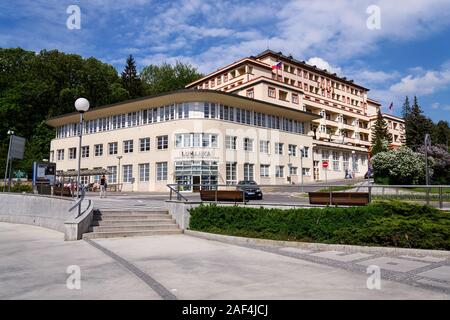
317,185,355,192
189,201,450,250
402,187,450,194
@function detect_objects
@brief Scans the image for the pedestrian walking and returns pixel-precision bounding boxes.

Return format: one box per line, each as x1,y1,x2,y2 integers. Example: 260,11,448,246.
100,175,107,198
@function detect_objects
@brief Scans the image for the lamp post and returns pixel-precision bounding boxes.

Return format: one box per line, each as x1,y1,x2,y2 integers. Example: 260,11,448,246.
116,155,122,192
299,145,304,192
288,150,292,184
424,133,431,186
3,130,14,192
351,150,356,179
74,98,90,201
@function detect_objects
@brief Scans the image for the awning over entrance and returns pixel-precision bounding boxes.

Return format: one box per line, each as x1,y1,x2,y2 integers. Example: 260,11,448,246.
56,168,110,177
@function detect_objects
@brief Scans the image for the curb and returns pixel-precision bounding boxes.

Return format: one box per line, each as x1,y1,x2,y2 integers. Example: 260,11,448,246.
184,230,450,257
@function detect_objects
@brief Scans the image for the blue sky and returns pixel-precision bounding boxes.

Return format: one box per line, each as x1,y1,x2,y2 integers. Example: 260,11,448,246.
1,0,450,122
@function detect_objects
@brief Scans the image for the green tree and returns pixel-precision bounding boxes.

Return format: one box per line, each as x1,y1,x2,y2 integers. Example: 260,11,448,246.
0,48,131,178
371,109,392,155
121,54,143,99
405,96,433,151
431,120,450,150
141,61,203,95
401,96,411,119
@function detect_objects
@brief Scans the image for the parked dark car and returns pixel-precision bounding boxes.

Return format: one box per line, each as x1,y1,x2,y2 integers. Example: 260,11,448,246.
236,180,263,200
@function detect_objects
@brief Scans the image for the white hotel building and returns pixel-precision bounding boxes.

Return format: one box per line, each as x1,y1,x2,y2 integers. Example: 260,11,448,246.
47,50,403,192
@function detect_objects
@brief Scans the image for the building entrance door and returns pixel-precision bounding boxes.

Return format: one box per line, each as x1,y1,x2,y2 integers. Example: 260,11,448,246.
192,176,201,192
313,161,320,181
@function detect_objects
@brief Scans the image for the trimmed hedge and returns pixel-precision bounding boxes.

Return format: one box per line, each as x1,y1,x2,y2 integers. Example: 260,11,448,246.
189,201,450,250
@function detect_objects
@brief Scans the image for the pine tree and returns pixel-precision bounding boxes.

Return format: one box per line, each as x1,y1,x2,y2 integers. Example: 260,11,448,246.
432,120,450,150
401,96,411,119
405,96,433,151
121,55,143,99
371,109,392,155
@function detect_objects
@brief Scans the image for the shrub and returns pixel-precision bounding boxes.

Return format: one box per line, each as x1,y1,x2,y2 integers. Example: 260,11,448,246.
372,146,430,185
189,202,450,250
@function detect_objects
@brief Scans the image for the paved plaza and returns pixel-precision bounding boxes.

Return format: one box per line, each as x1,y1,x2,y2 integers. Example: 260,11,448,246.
1,222,449,300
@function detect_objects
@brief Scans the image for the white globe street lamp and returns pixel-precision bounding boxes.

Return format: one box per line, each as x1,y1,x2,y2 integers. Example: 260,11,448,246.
74,98,90,211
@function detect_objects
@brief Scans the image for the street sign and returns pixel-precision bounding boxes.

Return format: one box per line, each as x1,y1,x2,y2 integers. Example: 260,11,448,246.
322,160,329,168
9,135,26,160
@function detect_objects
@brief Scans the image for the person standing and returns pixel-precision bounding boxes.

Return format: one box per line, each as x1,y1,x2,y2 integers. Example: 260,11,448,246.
100,175,107,198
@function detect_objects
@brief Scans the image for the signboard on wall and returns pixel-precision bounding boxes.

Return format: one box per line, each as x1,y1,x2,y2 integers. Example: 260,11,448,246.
32,162,57,186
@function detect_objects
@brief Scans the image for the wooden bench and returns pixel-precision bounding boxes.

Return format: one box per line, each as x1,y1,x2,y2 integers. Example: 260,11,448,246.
53,186,72,197
308,192,369,206
200,190,245,202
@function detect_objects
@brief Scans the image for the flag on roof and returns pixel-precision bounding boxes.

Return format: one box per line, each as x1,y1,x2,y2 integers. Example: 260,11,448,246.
272,61,282,70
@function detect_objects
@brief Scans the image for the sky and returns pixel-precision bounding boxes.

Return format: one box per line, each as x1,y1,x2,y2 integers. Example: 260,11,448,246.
1,0,450,122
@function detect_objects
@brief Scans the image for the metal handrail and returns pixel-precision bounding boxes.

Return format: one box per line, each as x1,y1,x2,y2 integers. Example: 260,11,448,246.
68,184,87,217
167,184,189,201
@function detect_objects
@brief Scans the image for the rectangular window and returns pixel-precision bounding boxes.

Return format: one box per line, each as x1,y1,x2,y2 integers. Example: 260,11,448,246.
301,146,309,158
139,163,150,182
81,146,89,158
260,164,270,177
243,163,254,181
332,151,340,171
140,137,150,152
69,148,77,159
157,135,168,150
288,144,297,156
243,138,253,151
268,87,276,98
225,136,237,150
57,149,65,161
290,166,298,175
226,162,237,185
343,152,350,171
247,89,254,98
292,93,299,104
94,144,103,157
275,166,284,178
123,140,133,153
156,162,168,181
275,143,284,155
123,165,133,183
302,168,311,176
260,140,269,154
108,142,118,155
107,166,117,183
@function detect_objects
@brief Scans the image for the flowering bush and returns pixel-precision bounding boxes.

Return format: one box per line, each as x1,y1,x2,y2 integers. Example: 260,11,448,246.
417,144,450,184
372,146,431,184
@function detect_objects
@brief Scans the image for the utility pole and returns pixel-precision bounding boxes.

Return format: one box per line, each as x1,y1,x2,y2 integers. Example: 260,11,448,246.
424,133,431,186
3,131,14,192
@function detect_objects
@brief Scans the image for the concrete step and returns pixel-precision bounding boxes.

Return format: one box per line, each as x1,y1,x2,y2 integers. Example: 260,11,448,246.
82,229,183,239
92,218,175,226
92,224,179,232
94,210,169,216
94,214,170,221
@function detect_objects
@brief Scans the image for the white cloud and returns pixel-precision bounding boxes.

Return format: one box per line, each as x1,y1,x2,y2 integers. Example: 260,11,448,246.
431,103,450,111
389,64,450,95
306,57,342,75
